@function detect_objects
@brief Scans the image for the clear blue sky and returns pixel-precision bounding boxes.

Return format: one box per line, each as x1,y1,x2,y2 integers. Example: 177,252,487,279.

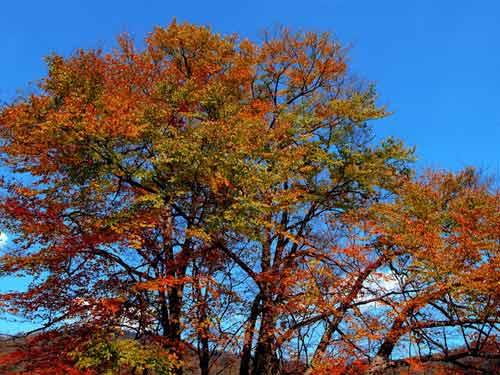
0,0,499,333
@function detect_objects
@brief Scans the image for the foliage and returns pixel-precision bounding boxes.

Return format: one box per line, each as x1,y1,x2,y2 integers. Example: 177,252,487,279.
0,20,497,375
70,335,177,374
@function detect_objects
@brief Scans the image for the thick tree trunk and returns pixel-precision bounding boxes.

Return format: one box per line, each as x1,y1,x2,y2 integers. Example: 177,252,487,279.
168,286,183,343
159,208,186,375
159,286,184,375
199,335,210,375
251,229,280,375
367,341,395,375
367,318,403,375
197,284,210,375
240,294,261,375
252,301,279,375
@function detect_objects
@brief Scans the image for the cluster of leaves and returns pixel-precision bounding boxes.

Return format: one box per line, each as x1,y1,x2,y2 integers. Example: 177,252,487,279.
69,334,177,375
0,20,497,375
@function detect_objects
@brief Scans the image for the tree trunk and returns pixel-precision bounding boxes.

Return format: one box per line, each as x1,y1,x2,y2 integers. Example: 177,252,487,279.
197,284,210,375
240,294,261,375
252,299,279,375
367,287,445,375
304,321,336,375
168,286,183,342
163,286,184,375
367,341,395,375
367,318,403,375
199,335,210,375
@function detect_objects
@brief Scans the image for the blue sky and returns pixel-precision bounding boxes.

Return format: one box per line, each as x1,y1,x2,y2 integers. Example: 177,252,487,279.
0,1,499,333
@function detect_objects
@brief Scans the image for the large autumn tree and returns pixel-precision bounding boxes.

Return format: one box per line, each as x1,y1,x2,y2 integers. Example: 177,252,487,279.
0,21,497,375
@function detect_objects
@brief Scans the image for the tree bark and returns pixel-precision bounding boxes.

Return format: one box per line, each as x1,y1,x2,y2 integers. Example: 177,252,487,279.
240,294,261,375
367,315,405,375
199,334,210,375
252,305,279,375
367,341,396,375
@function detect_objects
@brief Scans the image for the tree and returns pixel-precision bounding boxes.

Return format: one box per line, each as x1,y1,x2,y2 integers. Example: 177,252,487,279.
364,169,499,374
0,20,496,375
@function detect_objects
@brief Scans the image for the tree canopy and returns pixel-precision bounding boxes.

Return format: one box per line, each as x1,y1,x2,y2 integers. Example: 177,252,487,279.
0,21,497,375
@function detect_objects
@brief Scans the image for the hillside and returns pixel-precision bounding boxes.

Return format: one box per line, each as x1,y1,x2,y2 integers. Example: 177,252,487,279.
0,336,498,374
